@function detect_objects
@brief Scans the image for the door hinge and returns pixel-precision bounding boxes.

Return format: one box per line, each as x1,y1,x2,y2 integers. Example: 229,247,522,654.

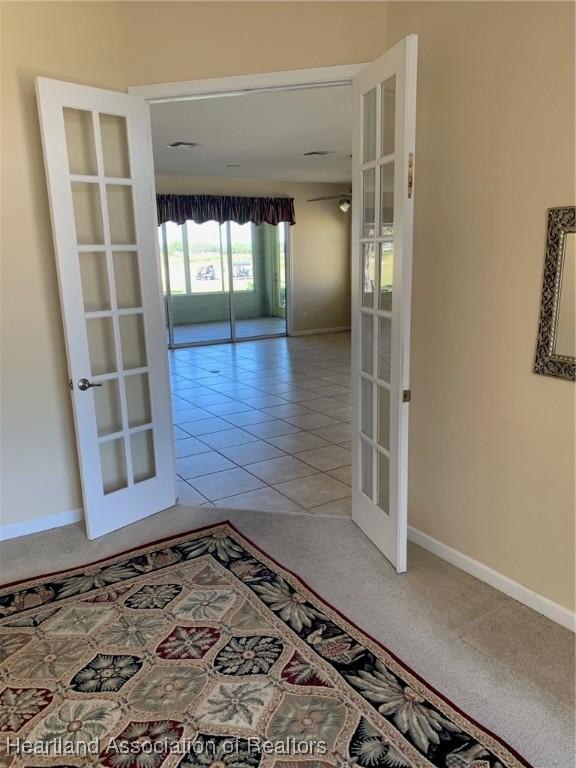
407,153,414,198
402,389,412,403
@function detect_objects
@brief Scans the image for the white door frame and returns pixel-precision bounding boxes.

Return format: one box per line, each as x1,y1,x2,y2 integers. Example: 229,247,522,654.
128,64,366,342
127,65,366,103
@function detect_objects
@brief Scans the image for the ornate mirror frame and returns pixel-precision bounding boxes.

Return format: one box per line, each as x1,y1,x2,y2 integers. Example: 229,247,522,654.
534,206,576,381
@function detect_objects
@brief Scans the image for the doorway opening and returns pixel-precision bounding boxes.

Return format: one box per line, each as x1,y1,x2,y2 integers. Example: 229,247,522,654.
136,44,416,569
145,73,355,510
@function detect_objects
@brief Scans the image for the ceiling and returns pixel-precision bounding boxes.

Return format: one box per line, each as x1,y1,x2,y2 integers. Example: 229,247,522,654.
150,84,352,183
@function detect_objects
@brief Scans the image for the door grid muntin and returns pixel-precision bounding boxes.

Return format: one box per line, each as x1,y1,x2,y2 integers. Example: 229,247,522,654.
65,106,155,495
358,76,397,515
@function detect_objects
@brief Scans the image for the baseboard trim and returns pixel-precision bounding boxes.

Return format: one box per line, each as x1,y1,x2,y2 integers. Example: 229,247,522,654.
0,508,84,542
2,511,571,630
408,525,575,632
290,326,350,337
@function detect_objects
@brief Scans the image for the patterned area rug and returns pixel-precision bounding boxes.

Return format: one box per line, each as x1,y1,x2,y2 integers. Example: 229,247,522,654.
0,523,529,768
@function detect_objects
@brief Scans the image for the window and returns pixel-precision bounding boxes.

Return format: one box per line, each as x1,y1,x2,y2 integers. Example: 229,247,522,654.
159,220,254,294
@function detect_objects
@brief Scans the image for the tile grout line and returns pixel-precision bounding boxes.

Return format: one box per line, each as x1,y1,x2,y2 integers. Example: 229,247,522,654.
170,335,352,513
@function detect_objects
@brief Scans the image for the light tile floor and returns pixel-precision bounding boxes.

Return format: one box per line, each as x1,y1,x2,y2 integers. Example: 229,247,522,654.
169,332,353,515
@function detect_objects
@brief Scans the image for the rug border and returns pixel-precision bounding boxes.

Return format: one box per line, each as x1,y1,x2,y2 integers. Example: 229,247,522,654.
0,520,224,591
225,523,533,768
0,519,533,768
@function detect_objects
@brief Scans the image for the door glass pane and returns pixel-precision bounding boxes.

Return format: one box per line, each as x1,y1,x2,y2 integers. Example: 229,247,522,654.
380,162,394,237
119,314,147,370
171,221,231,345
131,430,156,484
232,223,286,340
72,182,103,244
377,385,390,450
114,251,142,308
378,316,392,383
125,373,152,428
64,108,97,176
86,317,116,375
80,252,110,311
363,88,377,163
94,379,122,437
162,223,184,345
231,222,255,339
107,185,136,245
165,222,185,294
187,220,228,293
361,244,376,307
381,76,396,157
377,451,390,514
159,228,170,344
230,223,254,294
100,438,127,494
361,313,373,374
278,224,287,319
361,377,373,438
360,439,373,499
100,114,130,178
362,169,376,237
378,241,393,311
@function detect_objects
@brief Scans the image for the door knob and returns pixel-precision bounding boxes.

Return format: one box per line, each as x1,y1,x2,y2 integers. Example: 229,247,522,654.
77,378,103,391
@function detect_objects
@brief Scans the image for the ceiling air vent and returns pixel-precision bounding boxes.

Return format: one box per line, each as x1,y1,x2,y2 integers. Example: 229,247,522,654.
167,141,201,148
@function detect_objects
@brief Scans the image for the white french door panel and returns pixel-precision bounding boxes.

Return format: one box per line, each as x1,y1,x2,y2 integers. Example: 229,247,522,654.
351,36,417,572
36,77,176,539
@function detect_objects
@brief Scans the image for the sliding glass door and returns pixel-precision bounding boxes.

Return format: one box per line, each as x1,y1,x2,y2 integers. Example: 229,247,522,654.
231,222,288,340
159,220,288,347
159,221,231,345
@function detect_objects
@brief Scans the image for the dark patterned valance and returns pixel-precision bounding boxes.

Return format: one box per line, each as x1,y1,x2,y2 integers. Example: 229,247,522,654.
156,194,295,227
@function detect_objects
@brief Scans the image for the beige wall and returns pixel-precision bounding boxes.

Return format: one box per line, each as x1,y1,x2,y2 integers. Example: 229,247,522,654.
1,2,574,612
1,2,126,531
155,176,350,334
386,2,575,611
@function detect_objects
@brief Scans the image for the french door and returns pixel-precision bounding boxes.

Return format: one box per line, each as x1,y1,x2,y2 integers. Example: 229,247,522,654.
36,78,176,540
159,220,288,347
351,35,418,571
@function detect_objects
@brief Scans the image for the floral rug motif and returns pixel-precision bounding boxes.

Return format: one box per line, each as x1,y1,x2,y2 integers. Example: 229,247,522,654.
0,523,530,768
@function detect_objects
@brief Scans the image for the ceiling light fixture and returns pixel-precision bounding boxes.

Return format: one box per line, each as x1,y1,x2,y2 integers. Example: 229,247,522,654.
339,199,351,213
167,141,201,148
